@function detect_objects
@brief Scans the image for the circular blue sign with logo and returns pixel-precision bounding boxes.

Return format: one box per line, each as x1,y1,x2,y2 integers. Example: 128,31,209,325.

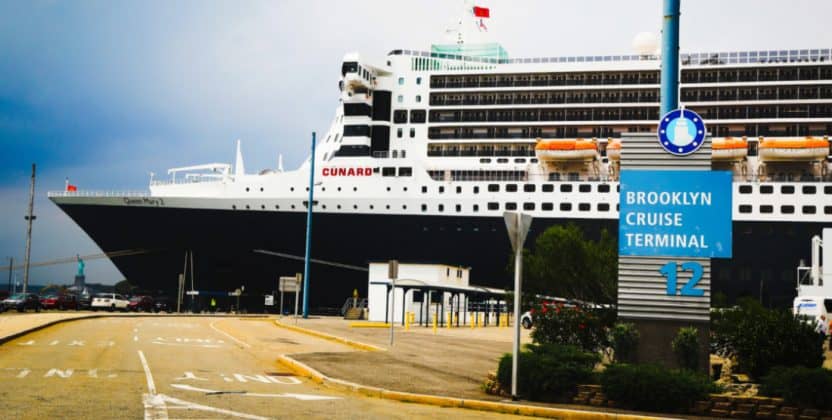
657,108,707,156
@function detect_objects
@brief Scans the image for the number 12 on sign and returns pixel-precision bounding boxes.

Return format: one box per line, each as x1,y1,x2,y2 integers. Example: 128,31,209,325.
659,261,704,297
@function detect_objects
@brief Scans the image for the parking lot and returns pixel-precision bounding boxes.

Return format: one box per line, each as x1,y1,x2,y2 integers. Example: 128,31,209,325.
0,315,529,419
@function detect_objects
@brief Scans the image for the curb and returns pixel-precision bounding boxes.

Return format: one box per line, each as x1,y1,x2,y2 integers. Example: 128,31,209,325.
0,313,269,345
276,354,676,420
273,319,385,352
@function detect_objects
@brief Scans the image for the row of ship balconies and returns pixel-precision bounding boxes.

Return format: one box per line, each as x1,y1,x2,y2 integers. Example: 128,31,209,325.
428,66,832,89
426,104,832,124
428,85,832,106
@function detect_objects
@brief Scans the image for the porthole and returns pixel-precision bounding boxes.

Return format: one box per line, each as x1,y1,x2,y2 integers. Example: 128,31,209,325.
386,205,390,210
246,187,250,192
322,205,327,209
403,187,408,192
275,205,280,210
245,205,250,210
290,187,295,192
260,187,264,192
232,205,237,210
370,205,374,210
421,204,427,212
353,187,358,192
402,205,407,210
306,187,310,192
353,205,358,209
291,205,296,209
387,187,391,192
338,187,342,192
473,204,479,212
455,204,461,212
337,205,341,209
261,205,265,210
438,204,444,212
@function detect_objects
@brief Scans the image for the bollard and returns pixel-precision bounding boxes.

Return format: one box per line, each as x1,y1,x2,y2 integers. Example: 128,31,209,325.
405,311,410,331
446,313,452,329
432,316,437,334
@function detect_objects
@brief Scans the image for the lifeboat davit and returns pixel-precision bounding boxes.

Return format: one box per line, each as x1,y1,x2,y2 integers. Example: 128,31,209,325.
535,139,598,161
759,137,829,161
606,139,621,161
711,137,748,161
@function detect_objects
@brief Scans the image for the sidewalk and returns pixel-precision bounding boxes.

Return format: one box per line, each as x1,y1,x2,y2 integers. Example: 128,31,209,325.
0,312,99,342
282,316,532,401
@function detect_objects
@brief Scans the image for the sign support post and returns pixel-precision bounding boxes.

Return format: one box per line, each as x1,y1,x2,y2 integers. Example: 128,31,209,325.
504,212,532,400
388,260,398,346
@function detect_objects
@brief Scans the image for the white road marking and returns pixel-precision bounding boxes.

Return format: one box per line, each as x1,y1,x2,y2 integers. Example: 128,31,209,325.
49,340,59,346
45,368,74,378
138,350,169,420
134,336,138,342
16,369,30,378
175,371,208,381
137,350,157,395
161,394,269,419
17,340,34,346
151,341,221,348
169,384,339,401
209,320,251,348
68,340,85,346
88,369,97,378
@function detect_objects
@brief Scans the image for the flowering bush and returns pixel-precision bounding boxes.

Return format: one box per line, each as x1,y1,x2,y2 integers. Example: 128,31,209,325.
530,301,612,353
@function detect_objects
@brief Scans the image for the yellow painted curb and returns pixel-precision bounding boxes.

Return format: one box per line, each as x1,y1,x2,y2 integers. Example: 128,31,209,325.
349,322,390,328
273,319,385,352
276,354,675,420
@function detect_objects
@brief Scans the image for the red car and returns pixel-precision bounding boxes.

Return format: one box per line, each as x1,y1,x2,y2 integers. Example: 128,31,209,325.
128,296,154,312
40,294,79,310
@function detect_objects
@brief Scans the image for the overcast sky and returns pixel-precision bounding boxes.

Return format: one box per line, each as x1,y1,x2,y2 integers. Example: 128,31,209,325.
1,0,830,287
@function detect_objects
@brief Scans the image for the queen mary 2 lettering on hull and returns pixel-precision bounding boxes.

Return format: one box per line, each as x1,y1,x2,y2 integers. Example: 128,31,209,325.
47,14,832,311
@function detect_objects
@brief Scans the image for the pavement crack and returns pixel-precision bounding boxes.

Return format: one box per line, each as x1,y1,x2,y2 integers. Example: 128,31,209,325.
205,390,247,396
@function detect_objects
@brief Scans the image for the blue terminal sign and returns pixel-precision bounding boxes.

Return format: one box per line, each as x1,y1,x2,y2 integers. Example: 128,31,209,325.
619,170,733,258
657,108,707,156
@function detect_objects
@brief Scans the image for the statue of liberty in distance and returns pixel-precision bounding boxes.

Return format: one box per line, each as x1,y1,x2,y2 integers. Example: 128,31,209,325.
76,254,85,277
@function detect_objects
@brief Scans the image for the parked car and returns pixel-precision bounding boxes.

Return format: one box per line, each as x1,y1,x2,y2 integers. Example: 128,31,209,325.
40,294,79,310
91,293,129,312
153,296,173,313
2,293,41,312
128,295,154,312
77,294,92,310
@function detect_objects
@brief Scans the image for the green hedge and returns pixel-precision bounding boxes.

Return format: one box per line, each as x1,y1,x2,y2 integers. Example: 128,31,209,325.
711,299,825,378
496,343,599,402
600,364,717,413
760,366,832,409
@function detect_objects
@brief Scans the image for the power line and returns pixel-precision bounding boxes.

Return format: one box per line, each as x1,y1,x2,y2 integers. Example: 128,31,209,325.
0,249,151,272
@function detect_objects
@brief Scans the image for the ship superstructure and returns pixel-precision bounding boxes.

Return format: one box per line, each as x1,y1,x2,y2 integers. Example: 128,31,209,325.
49,42,832,310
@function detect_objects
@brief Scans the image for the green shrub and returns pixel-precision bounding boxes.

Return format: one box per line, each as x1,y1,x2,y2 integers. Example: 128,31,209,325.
496,343,599,402
609,322,639,363
601,364,718,413
711,299,825,378
760,366,832,409
672,327,700,371
530,302,613,352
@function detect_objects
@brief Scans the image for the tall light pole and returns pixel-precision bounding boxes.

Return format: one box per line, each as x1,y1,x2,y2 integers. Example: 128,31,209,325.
22,163,36,294
302,132,316,318
660,0,681,115
504,212,532,401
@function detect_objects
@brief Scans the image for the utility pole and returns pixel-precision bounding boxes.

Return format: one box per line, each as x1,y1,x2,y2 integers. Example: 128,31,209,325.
7,257,12,293
302,132,316,318
22,164,36,294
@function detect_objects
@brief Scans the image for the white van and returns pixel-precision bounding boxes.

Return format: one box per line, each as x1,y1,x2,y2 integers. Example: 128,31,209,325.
91,293,130,312
793,296,832,333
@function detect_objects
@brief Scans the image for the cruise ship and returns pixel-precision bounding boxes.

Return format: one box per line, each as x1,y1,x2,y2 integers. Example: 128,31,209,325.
49,23,832,311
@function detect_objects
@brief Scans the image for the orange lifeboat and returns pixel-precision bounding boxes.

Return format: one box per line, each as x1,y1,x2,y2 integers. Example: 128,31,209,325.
535,139,598,161
606,139,621,161
711,137,748,161
759,137,829,161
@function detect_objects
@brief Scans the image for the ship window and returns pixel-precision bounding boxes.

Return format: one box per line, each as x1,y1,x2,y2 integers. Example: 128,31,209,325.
398,167,412,177
473,204,479,212
456,204,461,212
825,206,832,214
232,205,237,210
560,184,573,192
598,184,610,193
397,95,403,103
760,185,774,194
398,77,405,85
802,185,816,194
275,205,279,210
410,128,415,138
506,184,518,192
343,125,370,137
505,202,517,210
598,203,610,211
291,205,296,209
825,186,832,194
382,167,396,176
578,203,590,211
439,186,445,193
542,203,553,211
261,205,265,210
421,204,427,212
438,204,444,212
739,205,752,213
416,95,422,103
473,186,479,194
369,205,374,210
497,158,509,163
422,186,427,193
781,185,795,194
410,110,426,123
245,187,250,192
579,184,591,193
480,158,492,163
403,205,407,210
560,203,572,211
523,202,535,211
456,186,462,193
245,205,250,209
523,184,535,192
514,158,526,163
397,128,403,138
781,205,795,214
542,184,554,192
488,202,499,210
416,77,422,85
488,184,499,192
353,204,358,209
803,205,816,214
393,110,408,123
738,185,753,194
337,205,341,209
760,205,773,213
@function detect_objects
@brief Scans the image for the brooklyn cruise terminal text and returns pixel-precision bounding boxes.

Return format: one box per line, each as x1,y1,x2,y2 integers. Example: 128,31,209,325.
622,191,712,249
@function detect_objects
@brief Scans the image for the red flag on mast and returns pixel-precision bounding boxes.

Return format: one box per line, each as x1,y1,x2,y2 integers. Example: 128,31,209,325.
473,6,490,18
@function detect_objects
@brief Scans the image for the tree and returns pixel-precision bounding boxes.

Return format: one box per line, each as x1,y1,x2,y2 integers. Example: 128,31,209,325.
114,279,137,295
519,224,617,305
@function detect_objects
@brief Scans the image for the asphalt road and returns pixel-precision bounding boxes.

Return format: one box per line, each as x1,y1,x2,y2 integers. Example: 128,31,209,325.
0,316,527,419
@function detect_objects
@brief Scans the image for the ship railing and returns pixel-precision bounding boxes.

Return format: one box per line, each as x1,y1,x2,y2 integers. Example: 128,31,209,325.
47,190,150,198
